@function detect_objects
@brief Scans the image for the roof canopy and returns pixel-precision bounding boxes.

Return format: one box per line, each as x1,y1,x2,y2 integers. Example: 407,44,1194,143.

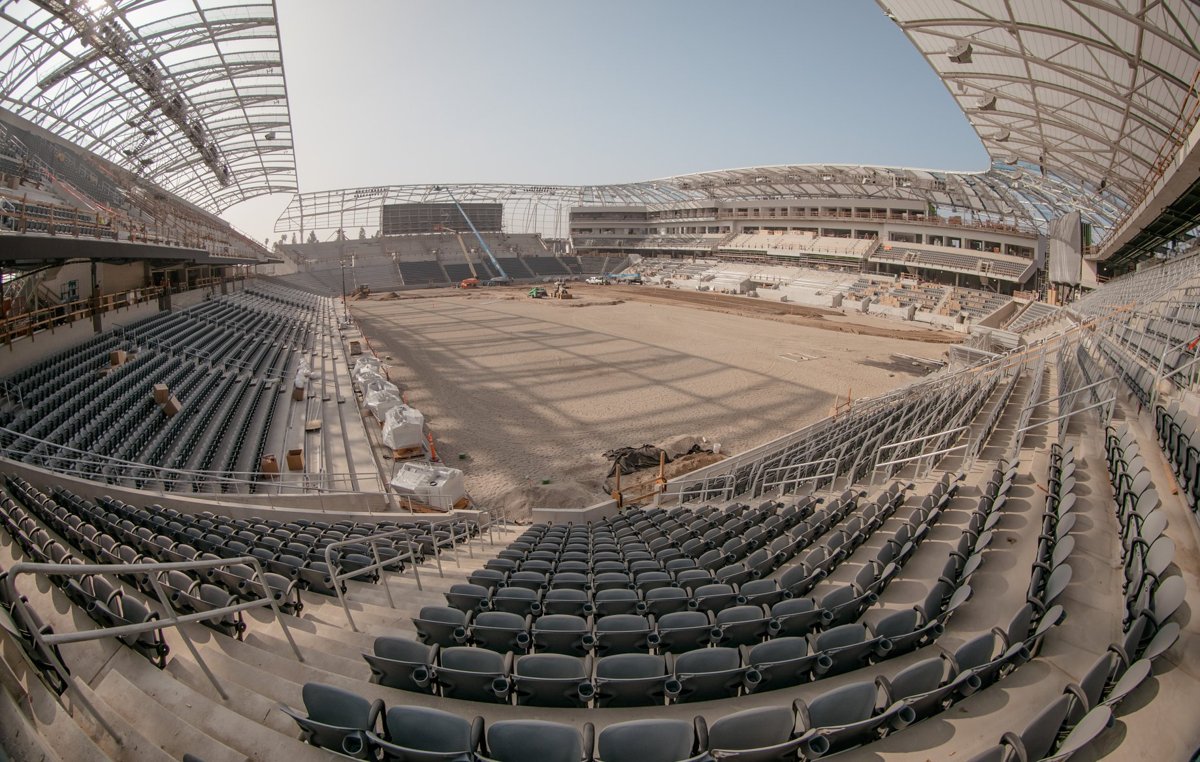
880,0,1200,207
0,0,296,212
275,163,1125,240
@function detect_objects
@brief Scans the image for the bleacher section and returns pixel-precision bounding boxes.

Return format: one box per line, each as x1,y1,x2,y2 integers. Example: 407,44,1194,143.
523,256,571,277
630,234,727,252
579,256,608,274
939,287,1013,320
443,263,474,282
2,276,1192,759
1006,301,1060,332
493,257,531,279
0,284,377,494
398,260,450,286
846,278,947,311
873,244,1033,283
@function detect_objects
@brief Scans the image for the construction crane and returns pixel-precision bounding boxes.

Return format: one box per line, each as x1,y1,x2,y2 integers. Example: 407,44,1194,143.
436,186,508,281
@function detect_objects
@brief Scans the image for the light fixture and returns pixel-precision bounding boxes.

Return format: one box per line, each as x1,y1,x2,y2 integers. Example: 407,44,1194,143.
947,40,973,64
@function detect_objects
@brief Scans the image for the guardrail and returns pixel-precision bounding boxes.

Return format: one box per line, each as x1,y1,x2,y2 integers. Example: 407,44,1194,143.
759,456,839,494
0,428,462,517
323,529,424,632
872,424,974,484
3,555,303,742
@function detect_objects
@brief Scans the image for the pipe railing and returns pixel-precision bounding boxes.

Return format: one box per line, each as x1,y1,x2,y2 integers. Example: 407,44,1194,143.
4,554,303,742
322,529,423,633
0,427,415,508
660,473,736,505
760,457,839,495
872,424,974,484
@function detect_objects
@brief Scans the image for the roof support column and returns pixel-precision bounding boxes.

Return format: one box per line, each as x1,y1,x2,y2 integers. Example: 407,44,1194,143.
89,259,101,334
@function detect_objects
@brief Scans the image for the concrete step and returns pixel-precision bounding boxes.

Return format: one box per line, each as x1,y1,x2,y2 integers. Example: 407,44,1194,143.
0,662,88,762
108,647,329,762
94,667,249,762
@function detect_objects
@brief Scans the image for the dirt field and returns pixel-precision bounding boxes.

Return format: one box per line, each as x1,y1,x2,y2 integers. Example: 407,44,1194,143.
352,286,958,517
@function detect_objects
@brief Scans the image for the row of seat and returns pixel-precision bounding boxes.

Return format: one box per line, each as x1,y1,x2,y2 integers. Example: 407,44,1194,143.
0,486,170,667
458,480,935,622
675,362,997,504
1153,399,1200,512
44,484,473,599
964,434,1180,761
0,288,334,489
1103,425,1185,636
373,464,1010,708
292,589,1070,760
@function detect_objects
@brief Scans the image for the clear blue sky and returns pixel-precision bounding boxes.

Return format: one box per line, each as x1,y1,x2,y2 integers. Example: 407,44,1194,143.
223,0,989,243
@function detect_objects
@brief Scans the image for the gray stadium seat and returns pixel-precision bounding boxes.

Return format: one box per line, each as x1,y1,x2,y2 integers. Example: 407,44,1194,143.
278,682,383,759
363,637,436,692
510,653,592,708
366,705,482,762
597,719,702,762
593,652,670,707
483,719,592,762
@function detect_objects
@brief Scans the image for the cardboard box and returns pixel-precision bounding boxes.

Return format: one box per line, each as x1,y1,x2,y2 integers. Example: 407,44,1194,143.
292,384,305,402
349,340,362,356
162,396,182,417
259,454,279,476
152,383,169,404
110,349,127,367
286,448,304,471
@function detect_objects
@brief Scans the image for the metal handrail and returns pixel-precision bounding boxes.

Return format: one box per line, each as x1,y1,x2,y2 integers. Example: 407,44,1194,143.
0,427,401,503
4,554,303,742
876,424,972,455
760,457,839,493
1017,396,1115,435
322,529,423,632
872,424,974,484
873,442,973,483
1024,376,1116,412
660,473,735,504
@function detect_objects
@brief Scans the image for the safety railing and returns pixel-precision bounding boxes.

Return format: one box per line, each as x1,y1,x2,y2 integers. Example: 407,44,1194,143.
3,555,303,742
871,424,974,484
1150,332,1200,408
759,456,839,495
660,472,736,505
323,529,424,632
0,426,401,506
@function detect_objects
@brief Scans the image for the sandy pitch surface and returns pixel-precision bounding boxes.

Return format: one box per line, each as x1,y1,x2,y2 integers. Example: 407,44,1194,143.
352,292,953,516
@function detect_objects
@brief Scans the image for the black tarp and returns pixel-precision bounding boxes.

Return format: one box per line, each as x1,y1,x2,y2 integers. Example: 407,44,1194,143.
603,445,667,479
602,443,712,479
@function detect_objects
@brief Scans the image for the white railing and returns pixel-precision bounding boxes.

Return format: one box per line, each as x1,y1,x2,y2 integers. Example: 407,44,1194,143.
0,426,484,516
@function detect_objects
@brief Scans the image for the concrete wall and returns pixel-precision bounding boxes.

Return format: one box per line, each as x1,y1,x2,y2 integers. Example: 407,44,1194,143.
978,299,1023,329
531,498,621,525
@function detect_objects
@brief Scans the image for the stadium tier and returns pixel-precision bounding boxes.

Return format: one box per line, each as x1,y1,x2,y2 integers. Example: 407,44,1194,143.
0,255,1197,759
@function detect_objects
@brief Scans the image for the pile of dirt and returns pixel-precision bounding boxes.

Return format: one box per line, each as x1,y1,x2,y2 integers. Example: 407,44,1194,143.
616,451,727,499
491,479,603,522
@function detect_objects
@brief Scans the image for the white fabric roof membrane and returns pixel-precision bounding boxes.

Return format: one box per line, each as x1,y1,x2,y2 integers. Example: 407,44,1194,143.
880,0,1200,208
0,0,297,212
